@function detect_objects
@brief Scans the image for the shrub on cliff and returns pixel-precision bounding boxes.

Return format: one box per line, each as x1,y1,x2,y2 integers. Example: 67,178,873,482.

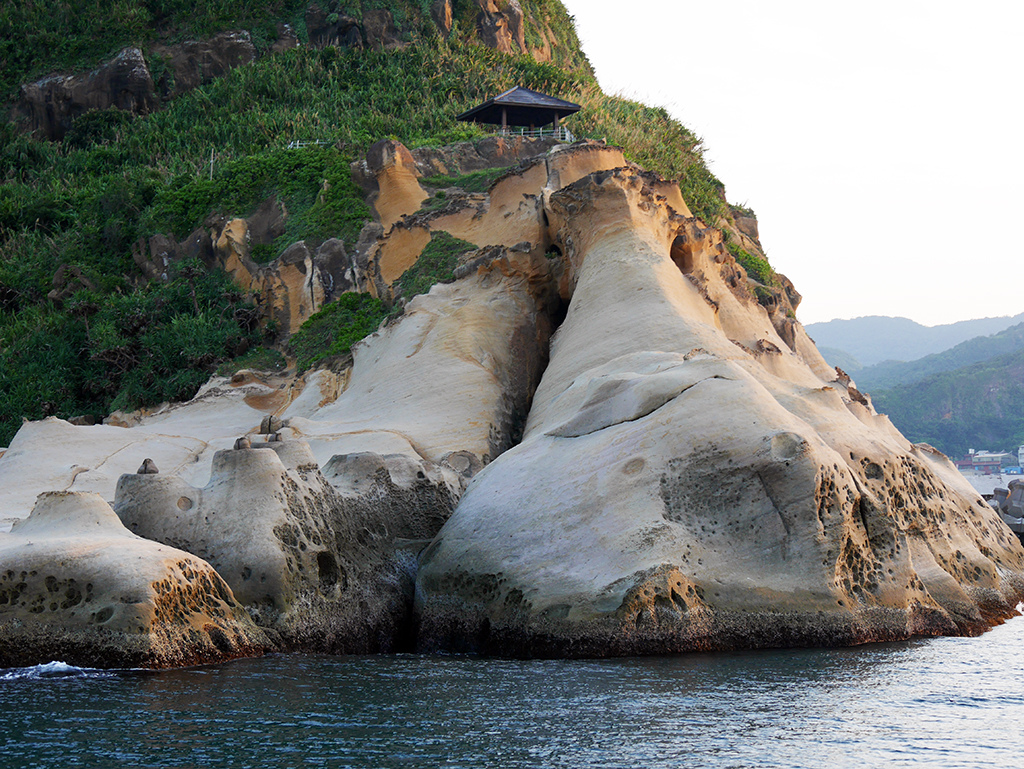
0,261,265,445
288,293,389,372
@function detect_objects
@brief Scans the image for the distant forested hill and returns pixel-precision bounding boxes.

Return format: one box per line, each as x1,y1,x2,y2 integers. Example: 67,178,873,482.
870,348,1024,458
854,322,1024,392
807,313,1024,367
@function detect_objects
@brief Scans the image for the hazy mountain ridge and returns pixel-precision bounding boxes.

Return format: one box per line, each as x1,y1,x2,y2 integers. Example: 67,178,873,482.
807,313,1024,367
855,321,1024,392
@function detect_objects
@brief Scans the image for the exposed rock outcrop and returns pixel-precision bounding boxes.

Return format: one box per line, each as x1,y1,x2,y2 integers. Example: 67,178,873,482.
414,166,1024,656
2,138,1024,666
114,439,450,652
0,491,271,668
365,140,626,300
474,0,527,55
150,32,258,100
18,48,156,141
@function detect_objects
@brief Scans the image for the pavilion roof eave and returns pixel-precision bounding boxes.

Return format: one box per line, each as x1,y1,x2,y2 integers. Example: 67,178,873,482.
456,86,582,126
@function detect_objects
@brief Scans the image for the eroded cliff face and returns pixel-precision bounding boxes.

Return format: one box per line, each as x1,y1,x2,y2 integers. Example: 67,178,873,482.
412,165,1024,656
1,139,1022,666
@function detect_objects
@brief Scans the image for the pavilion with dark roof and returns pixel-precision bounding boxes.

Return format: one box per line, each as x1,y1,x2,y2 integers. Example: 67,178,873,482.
456,86,581,140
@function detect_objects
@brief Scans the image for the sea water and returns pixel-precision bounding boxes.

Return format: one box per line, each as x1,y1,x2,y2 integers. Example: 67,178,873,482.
2,614,1022,768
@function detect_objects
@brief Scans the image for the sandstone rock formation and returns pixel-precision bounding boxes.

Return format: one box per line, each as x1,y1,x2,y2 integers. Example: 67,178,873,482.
0,491,271,668
364,140,626,300
413,166,1024,656
2,137,1023,666
113,439,443,652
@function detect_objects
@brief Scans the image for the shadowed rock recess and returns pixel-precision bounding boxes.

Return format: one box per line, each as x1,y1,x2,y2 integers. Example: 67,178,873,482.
2,141,1023,666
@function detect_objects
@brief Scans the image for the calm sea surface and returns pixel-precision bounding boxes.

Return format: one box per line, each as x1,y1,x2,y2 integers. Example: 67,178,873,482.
2,614,1023,769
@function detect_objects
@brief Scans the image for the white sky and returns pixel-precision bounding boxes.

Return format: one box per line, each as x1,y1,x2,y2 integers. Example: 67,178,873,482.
561,0,1024,326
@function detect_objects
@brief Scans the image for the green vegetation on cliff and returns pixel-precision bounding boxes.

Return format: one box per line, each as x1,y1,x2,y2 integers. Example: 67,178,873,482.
0,0,739,445
393,231,476,299
288,292,389,372
0,260,263,433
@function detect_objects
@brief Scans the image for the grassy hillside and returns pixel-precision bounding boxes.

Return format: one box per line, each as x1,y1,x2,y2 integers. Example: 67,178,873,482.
0,0,732,446
856,321,1024,392
871,348,1024,458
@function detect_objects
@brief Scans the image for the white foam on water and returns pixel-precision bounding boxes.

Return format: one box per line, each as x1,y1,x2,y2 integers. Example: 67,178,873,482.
0,660,116,680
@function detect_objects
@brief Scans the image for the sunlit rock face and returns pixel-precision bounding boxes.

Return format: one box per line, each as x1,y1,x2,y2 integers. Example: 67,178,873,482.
0,491,272,669
113,439,458,653
414,167,1024,657
2,142,1023,665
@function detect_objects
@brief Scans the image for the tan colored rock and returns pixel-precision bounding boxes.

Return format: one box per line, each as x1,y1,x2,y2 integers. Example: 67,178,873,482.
431,0,453,35
286,251,555,470
414,166,1024,656
0,491,270,668
474,0,526,54
368,141,627,298
114,439,457,652
365,140,429,230
210,218,331,336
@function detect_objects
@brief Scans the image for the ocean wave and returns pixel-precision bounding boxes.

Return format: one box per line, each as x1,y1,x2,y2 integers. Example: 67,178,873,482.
0,661,117,680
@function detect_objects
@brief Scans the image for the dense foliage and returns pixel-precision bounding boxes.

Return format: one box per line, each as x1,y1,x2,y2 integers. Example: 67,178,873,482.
393,231,476,299
0,0,738,445
0,260,264,442
288,292,389,372
727,241,775,286
871,348,1024,459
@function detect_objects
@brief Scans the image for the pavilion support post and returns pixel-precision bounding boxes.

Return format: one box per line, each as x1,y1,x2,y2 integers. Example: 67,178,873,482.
553,113,560,140
501,107,507,134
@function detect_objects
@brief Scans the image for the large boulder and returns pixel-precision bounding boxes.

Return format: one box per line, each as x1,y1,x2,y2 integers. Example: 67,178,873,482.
414,167,1024,656
17,48,155,140
150,31,257,100
0,491,271,668
114,439,447,652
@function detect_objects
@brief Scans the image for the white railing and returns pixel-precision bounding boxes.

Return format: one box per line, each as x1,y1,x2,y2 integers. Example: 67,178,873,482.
495,126,575,142
286,140,332,150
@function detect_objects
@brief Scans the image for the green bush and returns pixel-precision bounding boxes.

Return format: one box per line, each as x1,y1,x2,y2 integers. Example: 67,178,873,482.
393,231,475,299
288,292,390,372
216,346,287,376
728,243,775,286
0,260,264,445
421,167,509,193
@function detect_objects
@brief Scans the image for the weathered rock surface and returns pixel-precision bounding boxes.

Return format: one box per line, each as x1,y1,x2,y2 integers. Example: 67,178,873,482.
0,491,271,668
366,140,625,300
474,0,527,55
17,48,156,141
0,241,554,658
414,166,1024,656
114,439,450,652
3,138,1024,665
150,31,258,99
